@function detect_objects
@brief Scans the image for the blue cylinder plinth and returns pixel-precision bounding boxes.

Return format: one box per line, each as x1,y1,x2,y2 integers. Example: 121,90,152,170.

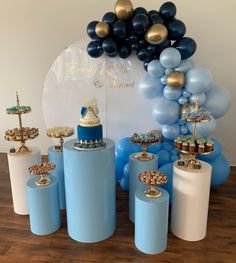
129,153,158,223
135,188,169,254
48,147,66,209
63,138,116,243
27,176,61,235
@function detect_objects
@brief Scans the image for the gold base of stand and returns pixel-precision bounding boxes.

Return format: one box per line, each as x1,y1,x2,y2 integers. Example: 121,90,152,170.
36,177,52,187
144,188,162,198
134,152,154,161
17,141,31,154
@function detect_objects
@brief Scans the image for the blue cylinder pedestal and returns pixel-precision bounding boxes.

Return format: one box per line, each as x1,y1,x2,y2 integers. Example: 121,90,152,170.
63,138,116,243
129,153,158,223
135,188,169,254
48,147,66,209
27,176,61,235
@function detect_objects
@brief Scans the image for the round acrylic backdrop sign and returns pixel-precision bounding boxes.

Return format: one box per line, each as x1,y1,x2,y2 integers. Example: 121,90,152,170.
43,38,159,142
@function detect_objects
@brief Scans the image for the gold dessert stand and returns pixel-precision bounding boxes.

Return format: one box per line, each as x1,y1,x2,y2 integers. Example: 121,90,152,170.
139,171,168,198
47,127,74,151
29,162,56,186
4,92,38,154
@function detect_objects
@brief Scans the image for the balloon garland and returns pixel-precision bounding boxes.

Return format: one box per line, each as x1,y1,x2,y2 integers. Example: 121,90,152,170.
86,0,231,191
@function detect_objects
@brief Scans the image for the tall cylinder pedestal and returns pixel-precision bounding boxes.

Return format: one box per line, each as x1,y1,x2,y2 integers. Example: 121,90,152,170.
135,188,169,254
171,160,212,241
48,147,66,209
7,147,41,215
63,138,116,243
129,153,158,223
27,176,61,235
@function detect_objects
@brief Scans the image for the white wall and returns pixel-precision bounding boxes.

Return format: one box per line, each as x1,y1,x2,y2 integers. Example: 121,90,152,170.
0,0,236,163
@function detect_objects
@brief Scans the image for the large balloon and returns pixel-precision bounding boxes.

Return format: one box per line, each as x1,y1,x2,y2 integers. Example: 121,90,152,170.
160,47,181,69
159,2,177,22
205,85,231,119
173,37,197,59
208,154,230,187
159,162,173,203
162,123,180,140
147,60,165,77
152,98,180,124
139,75,163,99
132,14,150,35
187,115,216,136
186,68,213,94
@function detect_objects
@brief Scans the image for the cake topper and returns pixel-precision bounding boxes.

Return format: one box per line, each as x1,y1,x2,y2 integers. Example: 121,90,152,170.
139,171,167,198
47,126,74,151
131,130,161,161
4,92,39,154
29,162,55,186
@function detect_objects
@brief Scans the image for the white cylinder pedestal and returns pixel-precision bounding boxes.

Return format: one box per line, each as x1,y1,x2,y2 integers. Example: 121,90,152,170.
7,147,41,215
171,160,212,241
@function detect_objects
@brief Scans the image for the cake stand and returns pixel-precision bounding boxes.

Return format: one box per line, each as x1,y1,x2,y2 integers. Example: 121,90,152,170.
4,92,38,154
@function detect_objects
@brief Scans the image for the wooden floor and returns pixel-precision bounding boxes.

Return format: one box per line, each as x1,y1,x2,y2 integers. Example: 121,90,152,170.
0,153,235,263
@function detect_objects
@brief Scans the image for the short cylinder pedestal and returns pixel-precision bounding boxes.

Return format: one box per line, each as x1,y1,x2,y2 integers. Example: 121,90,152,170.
171,160,212,241
129,153,158,223
63,138,116,243
27,176,61,235
7,147,41,215
135,188,169,254
48,147,66,209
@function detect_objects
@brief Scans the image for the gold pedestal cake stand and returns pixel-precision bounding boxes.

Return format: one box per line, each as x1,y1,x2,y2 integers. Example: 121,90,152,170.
139,171,167,198
4,92,38,154
47,127,74,151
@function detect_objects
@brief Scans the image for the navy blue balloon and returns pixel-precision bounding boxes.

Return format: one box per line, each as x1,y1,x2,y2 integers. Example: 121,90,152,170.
150,14,164,25
112,21,127,39
159,162,173,203
159,2,177,21
102,38,117,55
87,20,99,39
131,43,139,51
173,37,197,59
130,33,139,43
119,45,131,59
138,39,147,49
156,39,171,54
143,60,150,71
87,41,103,58
137,48,151,62
132,14,150,35
102,12,117,25
147,44,157,55
148,10,159,16
134,7,148,16
167,19,186,40
93,36,103,46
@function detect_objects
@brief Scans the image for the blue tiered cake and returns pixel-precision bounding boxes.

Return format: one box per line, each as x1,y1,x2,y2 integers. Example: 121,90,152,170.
74,98,105,149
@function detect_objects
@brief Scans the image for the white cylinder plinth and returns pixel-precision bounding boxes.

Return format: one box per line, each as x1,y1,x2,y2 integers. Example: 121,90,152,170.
7,147,41,215
171,160,212,241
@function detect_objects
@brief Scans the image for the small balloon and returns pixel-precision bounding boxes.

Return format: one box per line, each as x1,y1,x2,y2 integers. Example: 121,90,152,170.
174,59,193,73
120,177,129,191
123,163,130,180
137,48,151,62
87,21,99,39
180,125,188,135
167,19,186,40
114,0,134,21
160,47,181,69
132,14,150,35
182,88,191,98
133,7,148,16
166,71,185,89
112,21,127,39
161,75,167,85
189,93,206,106
173,37,197,59
147,59,165,77
87,41,103,58
102,38,117,55
147,44,157,55
95,22,110,38
149,13,164,25
178,96,188,105
102,12,117,25
145,24,168,45
162,123,180,140
163,85,182,100
119,45,131,59
159,1,177,21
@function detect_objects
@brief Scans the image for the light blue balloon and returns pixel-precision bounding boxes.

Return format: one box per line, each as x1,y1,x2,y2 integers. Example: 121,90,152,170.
174,59,193,73
187,115,216,136
159,162,173,203
178,96,188,105
182,88,191,98
189,93,206,106
123,163,129,180
180,125,188,135
162,123,180,140
147,59,165,77
120,177,129,191
186,68,213,94
139,74,163,99
160,75,167,85
205,84,231,119
165,69,172,75
147,142,162,153
208,154,230,187
152,98,180,125
160,47,181,69
157,149,170,167
115,153,127,181
170,154,179,162
163,85,182,100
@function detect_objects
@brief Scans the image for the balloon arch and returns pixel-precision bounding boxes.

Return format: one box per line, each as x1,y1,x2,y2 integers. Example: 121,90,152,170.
86,0,231,192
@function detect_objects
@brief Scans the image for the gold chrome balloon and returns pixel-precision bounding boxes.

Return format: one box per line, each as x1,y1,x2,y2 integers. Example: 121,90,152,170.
114,0,133,21
145,24,168,45
95,22,110,38
166,71,186,89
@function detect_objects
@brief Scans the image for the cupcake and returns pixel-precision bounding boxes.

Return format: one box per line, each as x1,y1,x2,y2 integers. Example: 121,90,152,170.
175,138,182,149
182,142,189,151
205,142,213,152
198,144,205,154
